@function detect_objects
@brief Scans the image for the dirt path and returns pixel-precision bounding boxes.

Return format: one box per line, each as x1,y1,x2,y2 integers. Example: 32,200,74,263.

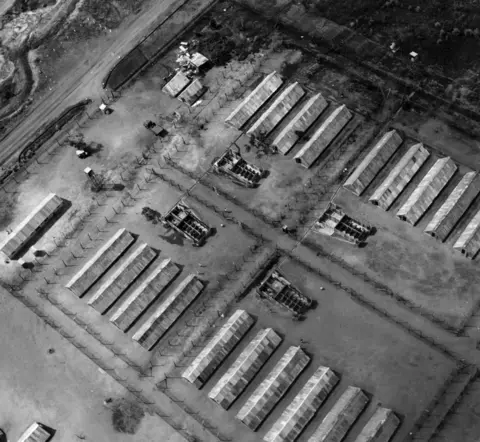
0,0,213,169
159,163,480,368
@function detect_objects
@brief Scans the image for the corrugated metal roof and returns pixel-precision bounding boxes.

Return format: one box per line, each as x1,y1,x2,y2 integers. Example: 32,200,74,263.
272,93,328,155
247,82,305,138
425,171,480,241
178,78,206,106
344,130,402,196
0,193,64,259
236,346,310,431
308,386,369,442
264,366,339,442
396,157,457,225
369,143,429,210
65,228,135,297
132,274,204,350
293,105,352,169
162,71,191,97
87,243,157,313
182,310,254,388
453,209,480,258
110,258,180,332
208,328,282,410
354,407,400,442
225,71,283,129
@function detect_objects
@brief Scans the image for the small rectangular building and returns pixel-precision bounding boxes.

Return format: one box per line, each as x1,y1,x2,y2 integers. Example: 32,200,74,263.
163,202,211,247
236,346,310,431
0,193,64,259
343,130,402,196
178,78,207,106
264,366,339,442
225,71,283,129
132,274,204,350
424,171,480,241
17,422,52,442
354,407,400,442
213,148,265,187
257,269,313,315
314,203,373,245
65,228,135,297
87,243,157,313
453,209,480,258
396,157,457,225
162,71,191,97
182,310,255,388
308,386,369,442
294,105,352,169
110,258,180,331
247,82,305,138
272,93,328,155
369,143,429,210
209,328,282,409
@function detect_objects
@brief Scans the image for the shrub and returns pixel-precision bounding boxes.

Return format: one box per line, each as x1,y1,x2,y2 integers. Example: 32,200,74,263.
112,401,145,434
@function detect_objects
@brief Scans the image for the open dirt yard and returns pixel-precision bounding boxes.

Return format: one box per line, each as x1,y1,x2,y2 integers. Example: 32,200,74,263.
306,171,480,331
302,107,480,331
0,285,185,442
98,1,400,229
431,377,480,442
170,256,457,442
1,1,480,441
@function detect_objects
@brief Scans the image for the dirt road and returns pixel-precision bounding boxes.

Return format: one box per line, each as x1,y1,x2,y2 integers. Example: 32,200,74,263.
0,0,196,169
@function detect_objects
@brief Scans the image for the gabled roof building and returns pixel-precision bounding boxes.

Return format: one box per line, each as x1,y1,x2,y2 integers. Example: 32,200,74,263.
396,157,457,225
236,346,310,431
369,143,429,210
344,130,402,196
182,310,254,388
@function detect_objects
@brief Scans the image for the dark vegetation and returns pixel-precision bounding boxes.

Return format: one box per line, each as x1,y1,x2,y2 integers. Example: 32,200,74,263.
192,3,278,65
112,400,145,434
300,0,480,76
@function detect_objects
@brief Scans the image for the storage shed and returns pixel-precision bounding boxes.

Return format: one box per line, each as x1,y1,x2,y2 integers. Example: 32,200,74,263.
178,78,207,106
182,310,255,388
110,258,180,331
272,93,328,155
209,328,282,410
264,366,339,442
0,193,64,259
294,105,352,169
162,71,191,97
354,407,400,442
396,157,457,225
424,171,480,241
453,209,480,258
308,386,369,442
236,346,310,431
17,422,52,442
247,82,305,138
88,243,157,313
369,143,429,210
225,72,283,129
132,274,204,350
65,229,135,297
343,130,402,196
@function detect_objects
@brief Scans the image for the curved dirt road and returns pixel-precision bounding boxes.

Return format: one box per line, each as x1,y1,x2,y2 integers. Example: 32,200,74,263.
0,0,191,168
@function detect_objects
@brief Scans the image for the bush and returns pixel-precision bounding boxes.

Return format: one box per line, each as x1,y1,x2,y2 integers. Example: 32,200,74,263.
112,401,145,434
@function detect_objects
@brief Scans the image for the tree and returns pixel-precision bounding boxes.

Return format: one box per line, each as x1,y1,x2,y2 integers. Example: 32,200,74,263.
112,401,145,434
